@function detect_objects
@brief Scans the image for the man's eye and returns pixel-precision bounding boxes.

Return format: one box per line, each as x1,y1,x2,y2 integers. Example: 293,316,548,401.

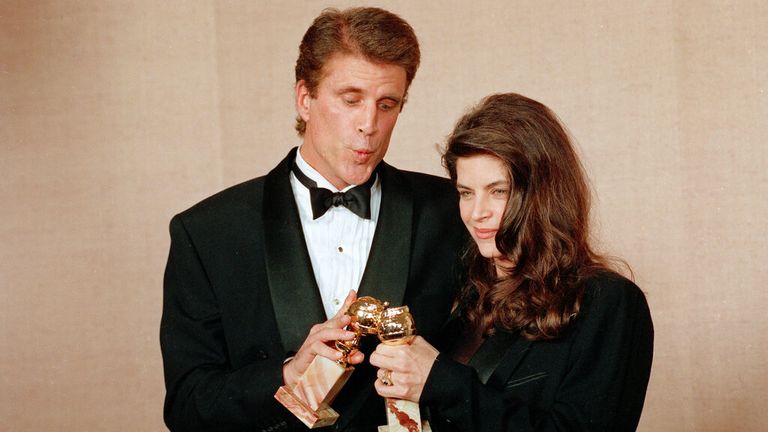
458,190,473,199
343,97,360,105
379,102,396,111
492,189,509,197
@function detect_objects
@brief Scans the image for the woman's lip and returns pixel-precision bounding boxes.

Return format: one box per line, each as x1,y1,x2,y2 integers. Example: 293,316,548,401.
474,228,497,240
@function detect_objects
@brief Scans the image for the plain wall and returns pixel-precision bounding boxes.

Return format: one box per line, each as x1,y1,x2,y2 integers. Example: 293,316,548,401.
2,1,766,430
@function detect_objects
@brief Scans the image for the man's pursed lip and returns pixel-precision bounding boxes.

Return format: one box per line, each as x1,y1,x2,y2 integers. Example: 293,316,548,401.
351,149,375,162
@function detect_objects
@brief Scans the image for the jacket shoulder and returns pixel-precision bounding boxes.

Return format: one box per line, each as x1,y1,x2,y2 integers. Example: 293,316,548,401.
578,272,652,327
172,176,266,226
583,272,645,303
391,168,456,201
398,169,453,188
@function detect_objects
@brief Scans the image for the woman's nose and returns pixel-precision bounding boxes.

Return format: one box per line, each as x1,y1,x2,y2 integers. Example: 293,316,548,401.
472,196,492,221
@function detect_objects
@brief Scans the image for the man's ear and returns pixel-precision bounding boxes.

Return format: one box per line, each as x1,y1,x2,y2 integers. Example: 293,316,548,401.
295,80,311,121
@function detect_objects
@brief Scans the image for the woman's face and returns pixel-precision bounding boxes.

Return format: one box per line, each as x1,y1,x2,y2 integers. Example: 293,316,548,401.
455,154,511,260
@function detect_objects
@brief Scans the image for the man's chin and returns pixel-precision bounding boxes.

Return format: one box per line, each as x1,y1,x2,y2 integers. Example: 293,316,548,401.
344,169,376,186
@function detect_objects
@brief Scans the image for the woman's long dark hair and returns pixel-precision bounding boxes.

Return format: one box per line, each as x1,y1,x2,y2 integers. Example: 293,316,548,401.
443,93,623,341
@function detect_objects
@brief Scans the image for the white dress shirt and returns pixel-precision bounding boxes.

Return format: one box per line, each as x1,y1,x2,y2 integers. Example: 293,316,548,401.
290,148,381,319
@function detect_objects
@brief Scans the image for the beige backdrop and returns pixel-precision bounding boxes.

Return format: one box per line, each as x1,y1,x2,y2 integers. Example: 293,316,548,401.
2,1,767,430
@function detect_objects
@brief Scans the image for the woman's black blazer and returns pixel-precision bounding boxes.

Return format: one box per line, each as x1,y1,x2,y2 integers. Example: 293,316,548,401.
421,273,654,431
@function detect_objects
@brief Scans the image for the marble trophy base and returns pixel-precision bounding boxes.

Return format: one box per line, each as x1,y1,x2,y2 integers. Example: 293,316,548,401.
377,399,430,432
274,355,353,428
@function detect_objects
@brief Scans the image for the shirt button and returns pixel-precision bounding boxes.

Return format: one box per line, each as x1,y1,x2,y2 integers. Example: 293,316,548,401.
337,246,343,253
334,298,340,306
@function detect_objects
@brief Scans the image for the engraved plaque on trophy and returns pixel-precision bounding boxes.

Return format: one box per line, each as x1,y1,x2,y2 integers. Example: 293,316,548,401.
274,296,388,428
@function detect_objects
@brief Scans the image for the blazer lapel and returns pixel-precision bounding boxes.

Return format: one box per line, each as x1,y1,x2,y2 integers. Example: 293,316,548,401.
357,162,413,307
438,313,533,386
263,148,326,353
482,331,534,388
467,330,516,384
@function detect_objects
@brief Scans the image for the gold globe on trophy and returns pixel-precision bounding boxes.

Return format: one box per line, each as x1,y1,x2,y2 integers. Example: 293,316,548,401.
335,296,389,366
377,306,416,346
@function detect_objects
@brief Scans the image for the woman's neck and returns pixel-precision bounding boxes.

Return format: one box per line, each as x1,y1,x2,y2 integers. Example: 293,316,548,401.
493,257,514,277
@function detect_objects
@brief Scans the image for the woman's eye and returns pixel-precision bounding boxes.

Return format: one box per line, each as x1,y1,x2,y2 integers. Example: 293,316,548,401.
492,189,509,197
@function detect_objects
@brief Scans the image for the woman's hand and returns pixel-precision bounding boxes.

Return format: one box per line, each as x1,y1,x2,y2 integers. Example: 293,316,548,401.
282,290,364,387
369,336,439,402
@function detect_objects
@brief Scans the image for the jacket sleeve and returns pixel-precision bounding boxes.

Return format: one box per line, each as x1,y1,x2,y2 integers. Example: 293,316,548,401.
160,215,295,432
420,278,654,431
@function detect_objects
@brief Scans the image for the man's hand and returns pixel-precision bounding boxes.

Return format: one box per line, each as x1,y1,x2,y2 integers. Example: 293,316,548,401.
282,290,364,387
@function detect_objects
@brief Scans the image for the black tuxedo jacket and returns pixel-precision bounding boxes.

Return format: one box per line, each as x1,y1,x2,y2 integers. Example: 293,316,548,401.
160,148,467,431
421,274,654,431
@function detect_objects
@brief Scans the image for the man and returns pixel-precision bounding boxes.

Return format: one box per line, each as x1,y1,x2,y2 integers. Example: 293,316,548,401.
160,7,466,431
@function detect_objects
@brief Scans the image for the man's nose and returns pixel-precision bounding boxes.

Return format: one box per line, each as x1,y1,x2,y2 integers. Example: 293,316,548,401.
357,103,379,135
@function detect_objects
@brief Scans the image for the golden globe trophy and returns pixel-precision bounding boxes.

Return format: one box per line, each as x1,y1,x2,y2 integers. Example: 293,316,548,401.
376,306,428,432
274,296,388,428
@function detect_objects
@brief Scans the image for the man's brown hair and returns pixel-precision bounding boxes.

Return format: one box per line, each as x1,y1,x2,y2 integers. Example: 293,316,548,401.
294,7,421,136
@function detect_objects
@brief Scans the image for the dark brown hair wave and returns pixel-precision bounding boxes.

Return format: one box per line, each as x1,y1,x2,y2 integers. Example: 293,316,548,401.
443,93,625,341
294,7,421,136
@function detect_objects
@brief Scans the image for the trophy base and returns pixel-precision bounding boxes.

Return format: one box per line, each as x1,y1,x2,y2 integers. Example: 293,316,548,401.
274,355,354,428
377,399,427,432
378,421,431,432
275,386,340,428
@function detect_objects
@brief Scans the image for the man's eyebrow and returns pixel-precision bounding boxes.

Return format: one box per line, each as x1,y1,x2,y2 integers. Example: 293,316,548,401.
381,94,403,104
335,86,363,95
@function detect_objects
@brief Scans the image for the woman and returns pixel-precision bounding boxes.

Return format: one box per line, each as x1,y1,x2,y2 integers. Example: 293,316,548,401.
370,93,654,431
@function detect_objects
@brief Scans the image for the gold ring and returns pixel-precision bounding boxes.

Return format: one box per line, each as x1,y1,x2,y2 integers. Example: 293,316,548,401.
380,369,393,386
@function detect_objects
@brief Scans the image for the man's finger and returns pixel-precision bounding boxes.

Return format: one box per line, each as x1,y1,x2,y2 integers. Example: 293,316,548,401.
332,289,358,320
310,315,351,338
312,342,345,362
307,328,356,348
347,350,365,365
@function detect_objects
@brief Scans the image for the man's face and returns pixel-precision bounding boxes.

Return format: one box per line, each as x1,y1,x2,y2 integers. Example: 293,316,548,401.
296,53,407,189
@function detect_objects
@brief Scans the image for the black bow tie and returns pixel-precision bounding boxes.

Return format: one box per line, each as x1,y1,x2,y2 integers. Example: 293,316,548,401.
292,162,376,220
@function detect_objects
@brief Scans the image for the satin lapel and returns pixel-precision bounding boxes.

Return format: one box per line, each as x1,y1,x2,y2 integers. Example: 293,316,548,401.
264,148,325,353
469,330,533,386
357,162,413,307
468,331,517,384
439,309,533,385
